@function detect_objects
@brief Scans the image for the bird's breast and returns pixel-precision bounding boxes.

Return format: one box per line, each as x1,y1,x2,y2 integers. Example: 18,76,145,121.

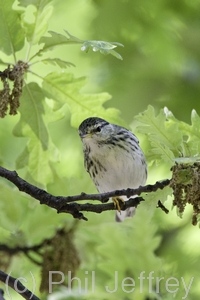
84,140,146,194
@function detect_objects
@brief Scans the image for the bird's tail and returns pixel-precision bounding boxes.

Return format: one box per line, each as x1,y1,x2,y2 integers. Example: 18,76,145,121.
115,207,136,222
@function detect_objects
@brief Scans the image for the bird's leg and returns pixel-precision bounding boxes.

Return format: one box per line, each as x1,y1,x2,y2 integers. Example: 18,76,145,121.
112,197,125,212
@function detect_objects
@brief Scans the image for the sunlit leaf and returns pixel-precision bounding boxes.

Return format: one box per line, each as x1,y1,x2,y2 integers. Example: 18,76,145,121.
37,30,83,57
0,0,24,57
21,0,53,45
150,141,175,165
0,59,10,66
135,105,183,164
42,72,121,127
164,107,200,157
174,156,200,163
63,29,85,43
40,58,75,69
19,0,52,9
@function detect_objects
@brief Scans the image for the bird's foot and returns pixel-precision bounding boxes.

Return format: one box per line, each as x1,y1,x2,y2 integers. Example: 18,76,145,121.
112,197,125,212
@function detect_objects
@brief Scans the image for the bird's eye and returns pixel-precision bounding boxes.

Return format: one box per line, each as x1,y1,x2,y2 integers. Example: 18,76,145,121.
95,126,102,133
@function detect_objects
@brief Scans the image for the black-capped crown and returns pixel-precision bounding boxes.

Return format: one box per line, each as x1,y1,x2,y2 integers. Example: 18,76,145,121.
79,117,109,133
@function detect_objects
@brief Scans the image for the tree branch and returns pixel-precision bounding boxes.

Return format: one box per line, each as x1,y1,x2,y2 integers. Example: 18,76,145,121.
0,244,42,255
0,166,171,221
0,270,40,300
0,289,5,300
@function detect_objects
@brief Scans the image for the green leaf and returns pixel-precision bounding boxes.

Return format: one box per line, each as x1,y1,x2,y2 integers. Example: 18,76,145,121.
13,82,48,147
135,105,183,164
0,227,10,244
81,40,124,60
150,141,176,165
36,30,124,60
0,59,10,66
40,58,75,69
19,0,52,9
39,30,83,51
0,0,24,58
13,82,59,186
136,106,200,166
164,107,200,158
190,109,200,136
42,72,121,127
63,29,85,43
0,182,29,232
96,204,162,298
21,0,53,45
20,203,67,245
136,105,182,150
143,185,172,211
0,182,67,244
37,30,83,58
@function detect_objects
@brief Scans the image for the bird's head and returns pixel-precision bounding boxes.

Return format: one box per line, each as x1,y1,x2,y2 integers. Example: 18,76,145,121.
78,117,114,143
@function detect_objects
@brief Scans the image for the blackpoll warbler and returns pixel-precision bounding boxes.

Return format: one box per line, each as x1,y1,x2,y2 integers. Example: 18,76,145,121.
78,117,147,222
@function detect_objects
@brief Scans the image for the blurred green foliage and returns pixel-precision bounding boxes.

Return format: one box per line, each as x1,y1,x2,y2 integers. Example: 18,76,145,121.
89,0,200,124
0,0,200,299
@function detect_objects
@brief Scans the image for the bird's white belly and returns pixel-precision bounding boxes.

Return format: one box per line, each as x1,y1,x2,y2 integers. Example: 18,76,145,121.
91,148,146,196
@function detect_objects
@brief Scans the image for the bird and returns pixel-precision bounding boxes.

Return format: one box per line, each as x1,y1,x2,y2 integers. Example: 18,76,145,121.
78,117,147,222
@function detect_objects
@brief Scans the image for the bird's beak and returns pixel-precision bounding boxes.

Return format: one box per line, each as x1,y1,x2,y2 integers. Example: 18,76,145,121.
79,132,92,139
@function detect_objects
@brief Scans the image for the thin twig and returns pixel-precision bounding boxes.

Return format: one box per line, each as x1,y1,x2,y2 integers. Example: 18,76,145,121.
0,270,40,300
0,166,171,221
157,200,169,214
0,244,41,255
